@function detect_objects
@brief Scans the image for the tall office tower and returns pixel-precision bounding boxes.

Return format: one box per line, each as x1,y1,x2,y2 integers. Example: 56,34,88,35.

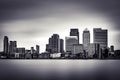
60,39,64,53
70,28,79,44
93,28,108,49
3,36,9,55
36,45,40,54
31,47,35,54
9,41,17,54
46,34,60,53
65,36,78,53
46,44,51,52
83,28,90,51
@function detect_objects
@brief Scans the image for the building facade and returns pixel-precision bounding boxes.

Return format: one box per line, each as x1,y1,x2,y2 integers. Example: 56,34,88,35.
93,28,108,49
3,36,9,55
46,34,60,53
88,43,100,58
65,36,78,53
70,28,79,44
83,28,90,51
72,44,84,54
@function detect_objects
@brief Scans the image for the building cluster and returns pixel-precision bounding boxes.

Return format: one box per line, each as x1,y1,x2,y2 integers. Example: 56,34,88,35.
0,28,120,59
1,36,40,59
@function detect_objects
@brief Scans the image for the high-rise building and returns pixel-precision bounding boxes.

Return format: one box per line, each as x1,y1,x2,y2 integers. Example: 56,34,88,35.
93,28,108,49
9,41,17,54
70,28,79,44
83,28,90,51
3,36,9,55
46,44,51,52
65,36,78,52
60,39,64,53
16,47,25,59
31,47,35,54
46,34,60,53
36,45,40,54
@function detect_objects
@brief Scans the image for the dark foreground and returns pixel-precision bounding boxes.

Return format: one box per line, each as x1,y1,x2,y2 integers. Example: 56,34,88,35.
0,60,120,80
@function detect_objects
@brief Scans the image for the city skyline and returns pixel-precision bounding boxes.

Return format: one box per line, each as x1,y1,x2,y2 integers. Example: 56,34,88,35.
0,1,120,80
1,27,120,59
0,27,117,53
0,0,120,53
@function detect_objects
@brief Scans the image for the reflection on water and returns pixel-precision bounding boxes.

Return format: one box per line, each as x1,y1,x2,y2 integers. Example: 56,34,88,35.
0,60,120,80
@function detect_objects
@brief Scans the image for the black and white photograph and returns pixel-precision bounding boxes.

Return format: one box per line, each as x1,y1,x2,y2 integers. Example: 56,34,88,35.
0,0,120,80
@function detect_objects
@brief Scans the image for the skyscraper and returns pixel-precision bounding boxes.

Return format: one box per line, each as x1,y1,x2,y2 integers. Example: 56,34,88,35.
83,28,90,51
65,36,78,53
46,34,60,53
3,36,9,55
60,39,64,53
31,47,35,54
93,28,108,49
36,45,40,54
9,41,17,54
70,28,79,44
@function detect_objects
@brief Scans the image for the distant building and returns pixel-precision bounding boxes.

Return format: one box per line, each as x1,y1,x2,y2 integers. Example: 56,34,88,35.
36,45,40,54
93,28,108,49
15,53,20,59
9,41,17,54
3,36,9,55
101,47,109,59
70,28,79,44
16,48,25,59
46,34,60,53
16,48,25,54
110,45,114,52
25,50,31,54
65,36,78,53
31,47,35,54
39,52,50,59
109,45,114,56
50,53,61,58
83,28,90,52
25,53,32,59
72,44,84,54
60,39,64,53
88,43,100,58
46,44,51,52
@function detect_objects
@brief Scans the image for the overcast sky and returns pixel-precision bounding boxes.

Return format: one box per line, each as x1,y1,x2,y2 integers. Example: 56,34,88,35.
0,0,120,52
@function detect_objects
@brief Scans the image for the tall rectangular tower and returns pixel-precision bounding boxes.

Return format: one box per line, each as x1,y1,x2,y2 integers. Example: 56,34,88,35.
65,36,78,53
3,36,9,55
70,28,79,44
93,28,108,49
83,28,90,51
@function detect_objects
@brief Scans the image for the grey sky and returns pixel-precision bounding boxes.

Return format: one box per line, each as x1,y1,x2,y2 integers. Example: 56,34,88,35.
0,0,120,52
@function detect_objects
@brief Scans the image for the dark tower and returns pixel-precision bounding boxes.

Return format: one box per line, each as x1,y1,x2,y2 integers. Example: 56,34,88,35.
60,39,64,53
46,34,60,53
93,28,108,48
70,28,79,44
36,45,40,54
3,36,9,55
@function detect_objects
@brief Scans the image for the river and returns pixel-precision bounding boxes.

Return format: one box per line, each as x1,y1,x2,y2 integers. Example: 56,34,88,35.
0,60,120,80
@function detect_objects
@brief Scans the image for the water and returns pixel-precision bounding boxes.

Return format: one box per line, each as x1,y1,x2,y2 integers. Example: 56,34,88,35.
0,60,120,80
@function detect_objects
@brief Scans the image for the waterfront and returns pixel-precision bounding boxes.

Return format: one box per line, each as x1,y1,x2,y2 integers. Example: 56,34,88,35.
0,60,120,80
